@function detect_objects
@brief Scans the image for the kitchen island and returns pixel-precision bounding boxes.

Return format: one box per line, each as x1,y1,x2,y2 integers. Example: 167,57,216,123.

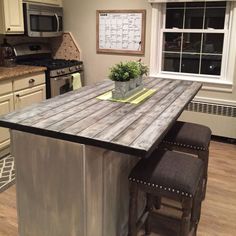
0,77,201,236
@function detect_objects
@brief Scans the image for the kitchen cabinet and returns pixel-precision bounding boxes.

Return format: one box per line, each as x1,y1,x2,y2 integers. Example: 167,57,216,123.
0,72,46,153
24,0,62,6
0,93,14,150
0,0,24,34
14,85,46,110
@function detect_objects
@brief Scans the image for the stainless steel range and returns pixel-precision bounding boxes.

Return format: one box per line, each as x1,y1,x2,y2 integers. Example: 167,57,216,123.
14,43,83,98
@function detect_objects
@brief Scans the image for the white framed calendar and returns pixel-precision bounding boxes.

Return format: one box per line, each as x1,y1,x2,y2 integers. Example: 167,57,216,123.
96,10,146,55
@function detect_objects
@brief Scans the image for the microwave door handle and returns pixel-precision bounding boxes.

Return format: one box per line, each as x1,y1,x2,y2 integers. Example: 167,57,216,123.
55,13,59,32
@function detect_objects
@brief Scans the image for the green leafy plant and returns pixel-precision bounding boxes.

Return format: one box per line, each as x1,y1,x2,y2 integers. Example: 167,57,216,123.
108,61,141,82
126,61,141,79
138,61,149,76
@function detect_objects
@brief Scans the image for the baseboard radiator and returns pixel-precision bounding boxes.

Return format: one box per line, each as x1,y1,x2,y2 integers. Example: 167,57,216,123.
179,101,236,139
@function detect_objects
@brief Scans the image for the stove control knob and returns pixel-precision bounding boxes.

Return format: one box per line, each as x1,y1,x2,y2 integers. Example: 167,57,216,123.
69,67,73,72
57,70,61,75
76,65,80,70
61,69,65,73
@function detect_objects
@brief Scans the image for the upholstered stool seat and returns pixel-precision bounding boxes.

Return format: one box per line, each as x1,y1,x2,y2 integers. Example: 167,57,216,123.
128,150,204,236
161,121,211,199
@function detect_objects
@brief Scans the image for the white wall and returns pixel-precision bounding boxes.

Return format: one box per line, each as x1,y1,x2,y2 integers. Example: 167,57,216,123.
63,0,151,85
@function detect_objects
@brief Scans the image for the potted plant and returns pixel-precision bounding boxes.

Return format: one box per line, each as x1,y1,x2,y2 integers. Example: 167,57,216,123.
109,60,145,99
126,61,141,90
137,60,149,86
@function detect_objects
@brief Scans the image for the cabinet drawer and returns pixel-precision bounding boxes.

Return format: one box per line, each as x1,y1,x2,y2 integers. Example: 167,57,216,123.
14,84,46,110
0,80,13,96
13,73,45,91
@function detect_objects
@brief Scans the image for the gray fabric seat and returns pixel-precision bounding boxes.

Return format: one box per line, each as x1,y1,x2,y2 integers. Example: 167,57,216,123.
129,150,203,198
162,121,211,150
128,150,204,236
160,121,211,200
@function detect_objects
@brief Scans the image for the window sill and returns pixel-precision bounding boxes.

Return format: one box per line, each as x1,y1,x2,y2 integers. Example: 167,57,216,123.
151,73,233,93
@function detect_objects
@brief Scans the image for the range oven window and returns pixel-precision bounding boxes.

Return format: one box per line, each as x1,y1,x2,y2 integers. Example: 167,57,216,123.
30,15,63,32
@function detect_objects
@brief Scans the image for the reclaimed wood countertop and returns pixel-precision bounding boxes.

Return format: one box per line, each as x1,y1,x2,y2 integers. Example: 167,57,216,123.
0,65,47,81
0,77,201,157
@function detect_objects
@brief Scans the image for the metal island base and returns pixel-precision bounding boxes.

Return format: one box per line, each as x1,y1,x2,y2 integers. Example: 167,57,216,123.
12,130,140,236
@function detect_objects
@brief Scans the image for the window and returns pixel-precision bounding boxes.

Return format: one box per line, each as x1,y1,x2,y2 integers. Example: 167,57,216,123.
150,1,236,85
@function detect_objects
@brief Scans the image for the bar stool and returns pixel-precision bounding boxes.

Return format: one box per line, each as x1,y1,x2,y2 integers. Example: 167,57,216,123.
161,121,211,199
128,150,204,236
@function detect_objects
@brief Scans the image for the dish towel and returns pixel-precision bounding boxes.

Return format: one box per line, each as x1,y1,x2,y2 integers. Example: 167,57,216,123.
72,72,82,90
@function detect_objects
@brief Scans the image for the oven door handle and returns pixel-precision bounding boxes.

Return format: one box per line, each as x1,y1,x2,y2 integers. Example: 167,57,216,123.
55,13,59,32
53,75,72,81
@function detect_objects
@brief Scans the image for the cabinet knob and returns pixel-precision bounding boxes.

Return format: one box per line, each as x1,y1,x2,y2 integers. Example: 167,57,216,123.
29,79,35,84
16,94,20,98
7,28,11,31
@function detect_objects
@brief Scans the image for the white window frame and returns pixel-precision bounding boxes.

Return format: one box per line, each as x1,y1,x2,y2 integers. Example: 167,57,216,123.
149,1,236,86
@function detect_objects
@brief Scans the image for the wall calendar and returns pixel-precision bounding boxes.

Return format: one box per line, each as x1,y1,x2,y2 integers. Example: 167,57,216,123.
96,10,146,55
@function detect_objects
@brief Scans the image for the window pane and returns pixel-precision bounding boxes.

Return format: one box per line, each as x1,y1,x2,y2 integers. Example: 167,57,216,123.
164,33,182,52
206,2,226,7
202,34,224,54
183,33,201,53
201,55,222,75
163,53,180,72
166,3,184,8
205,8,226,29
185,8,204,29
181,54,200,74
186,2,204,8
166,9,184,28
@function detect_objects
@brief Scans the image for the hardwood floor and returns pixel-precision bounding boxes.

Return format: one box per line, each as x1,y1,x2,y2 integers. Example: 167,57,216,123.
0,141,235,236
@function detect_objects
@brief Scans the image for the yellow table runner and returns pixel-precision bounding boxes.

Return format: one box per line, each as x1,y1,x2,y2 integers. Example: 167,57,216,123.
97,88,157,104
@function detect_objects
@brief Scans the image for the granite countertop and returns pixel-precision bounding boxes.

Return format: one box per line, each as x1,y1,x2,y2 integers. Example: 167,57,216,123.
0,65,47,81
0,78,201,157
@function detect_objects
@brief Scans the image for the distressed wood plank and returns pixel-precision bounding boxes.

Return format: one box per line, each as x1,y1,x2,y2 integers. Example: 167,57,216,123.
0,78,201,157
131,82,202,151
94,80,186,142
11,131,86,236
48,101,123,132
48,78,160,133
78,79,170,138
113,82,191,145
20,84,114,126
3,80,113,123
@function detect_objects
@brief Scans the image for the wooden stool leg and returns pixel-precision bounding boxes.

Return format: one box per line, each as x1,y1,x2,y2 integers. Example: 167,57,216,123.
145,194,154,235
180,199,192,236
198,150,209,200
191,177,203,234
154,196,161,210
128,183,139,236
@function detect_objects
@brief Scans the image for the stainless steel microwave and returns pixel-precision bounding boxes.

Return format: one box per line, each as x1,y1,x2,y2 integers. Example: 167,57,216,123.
23,3,63,37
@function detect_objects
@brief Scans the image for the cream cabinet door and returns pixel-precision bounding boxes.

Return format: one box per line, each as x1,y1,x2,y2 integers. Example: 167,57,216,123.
2,0,24,34
0,93,14,150
14,84,46,110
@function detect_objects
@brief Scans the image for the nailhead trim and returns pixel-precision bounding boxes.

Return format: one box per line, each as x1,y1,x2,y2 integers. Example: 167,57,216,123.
162,140,208,151
129,177,193,198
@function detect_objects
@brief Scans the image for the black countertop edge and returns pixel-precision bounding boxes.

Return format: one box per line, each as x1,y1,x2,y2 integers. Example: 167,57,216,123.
0,120,146,158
